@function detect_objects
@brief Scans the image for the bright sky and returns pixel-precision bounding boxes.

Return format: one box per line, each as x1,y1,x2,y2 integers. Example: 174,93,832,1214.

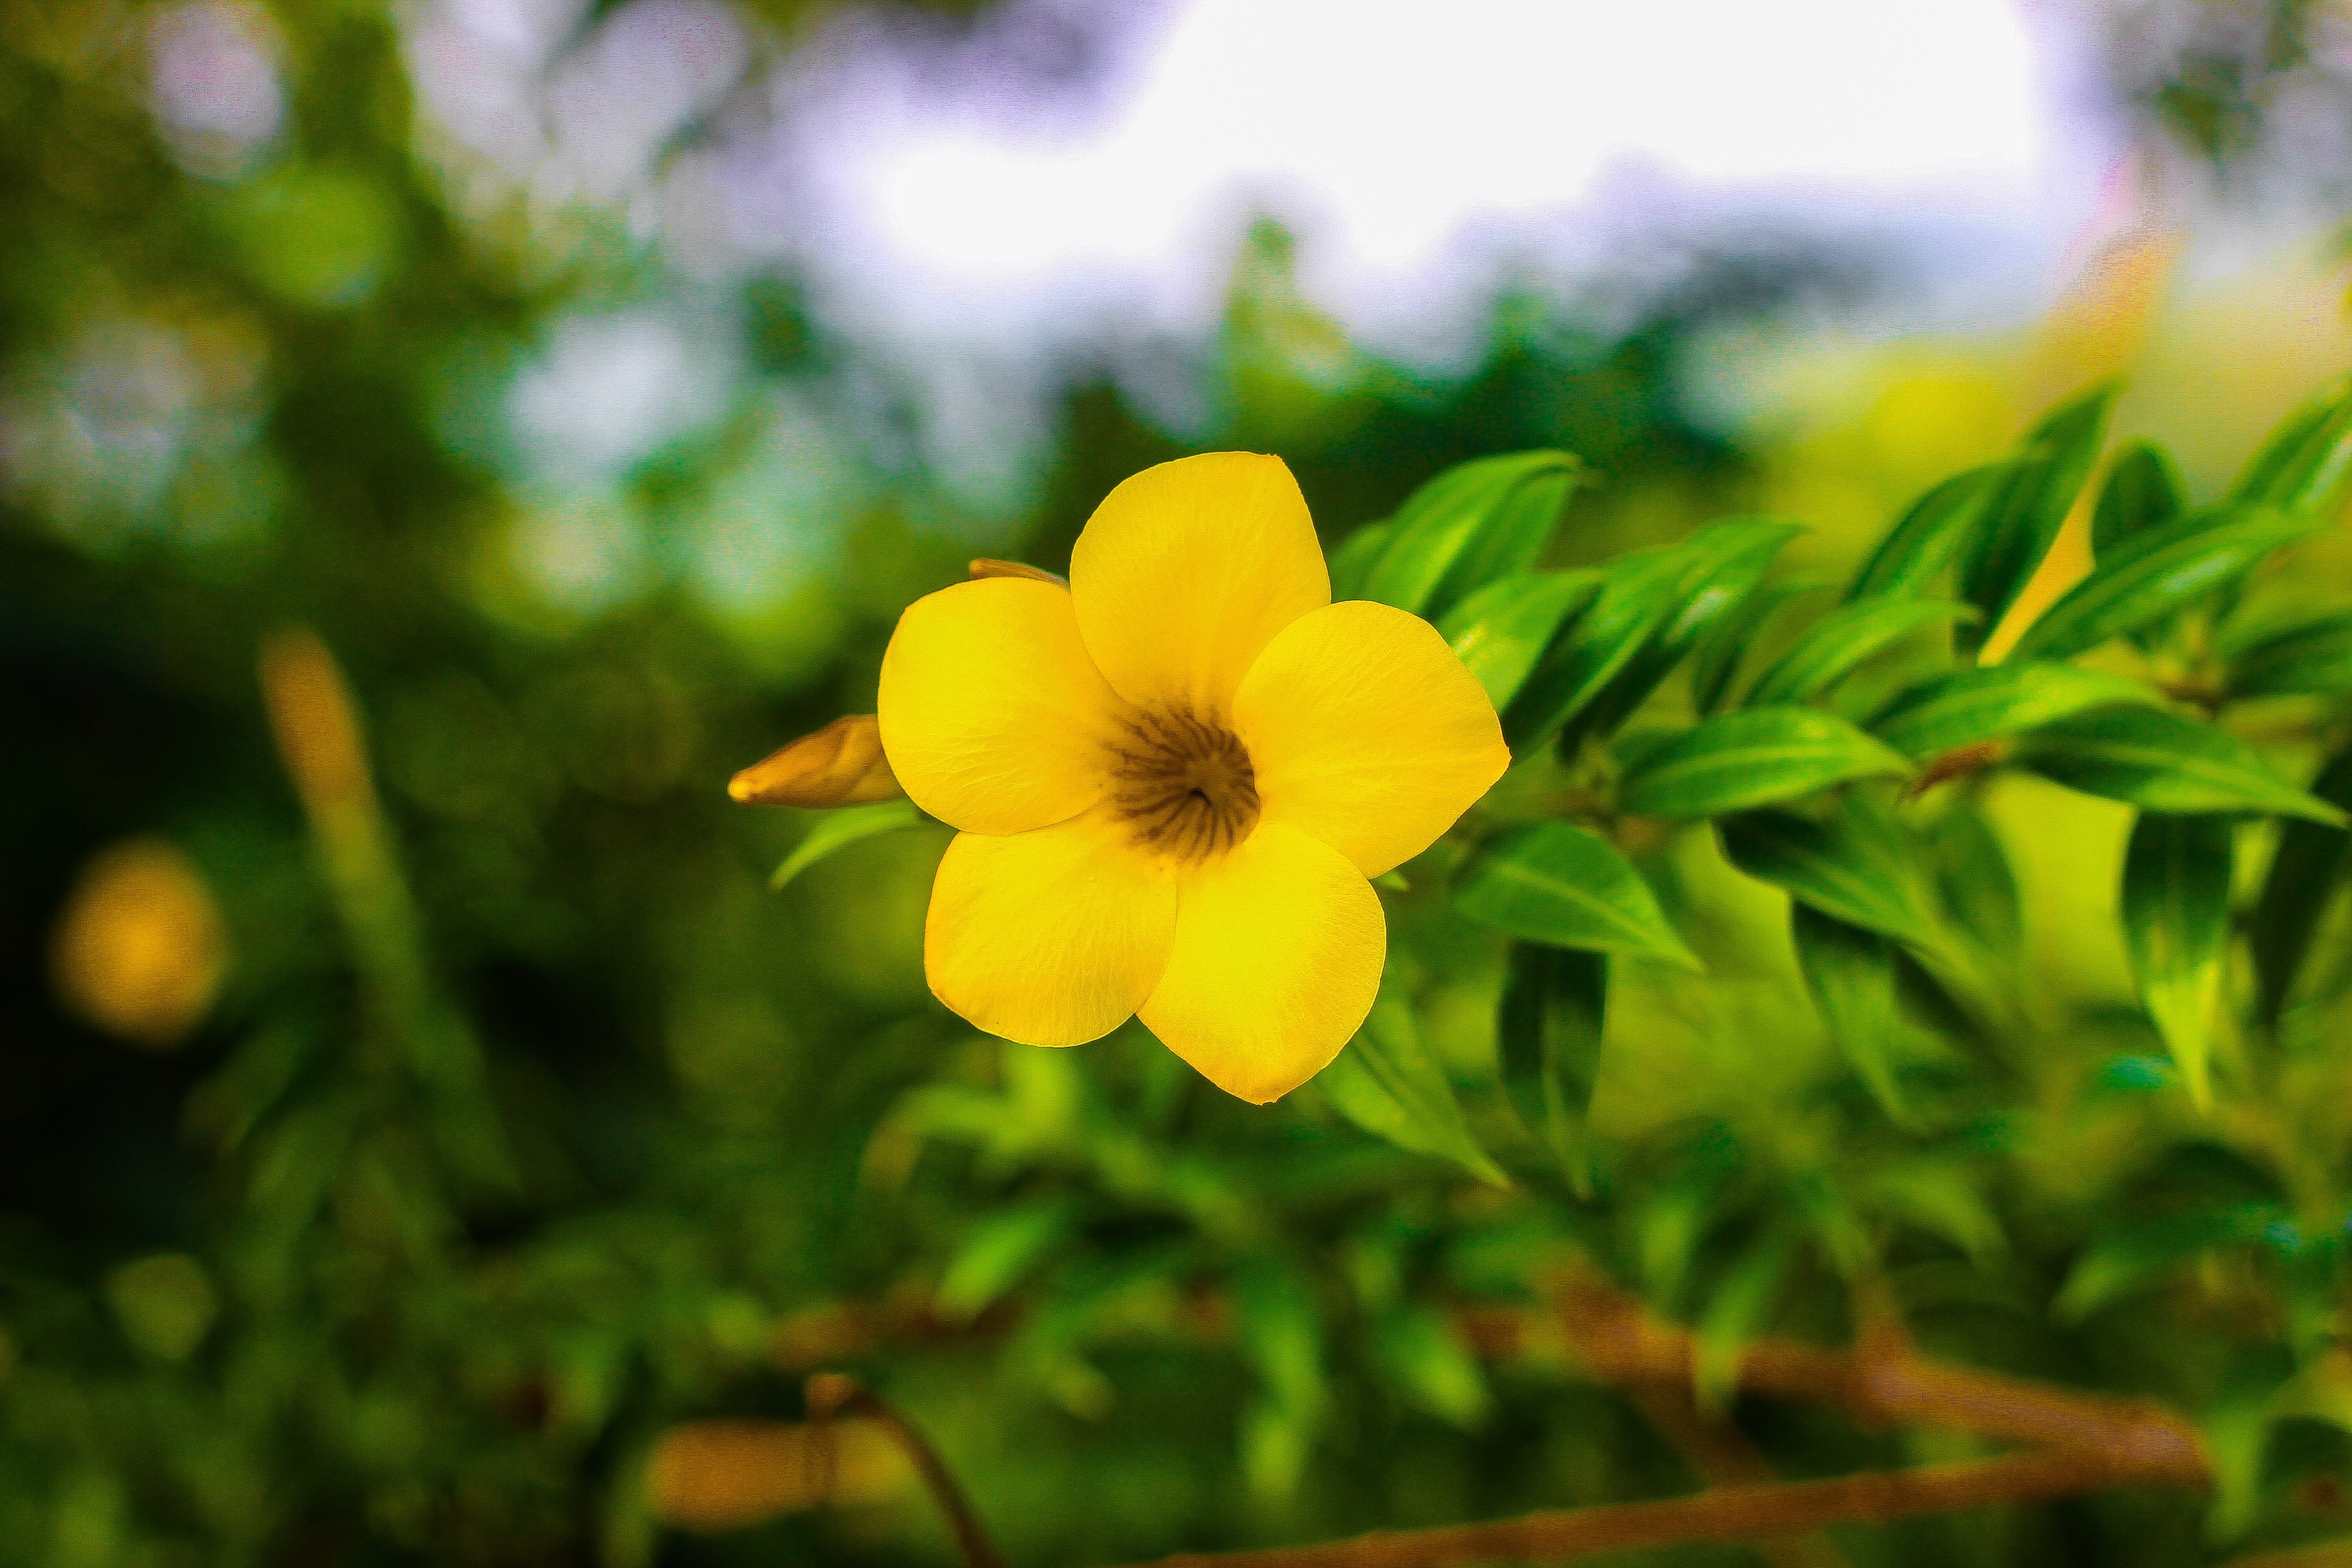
783,0,2070,346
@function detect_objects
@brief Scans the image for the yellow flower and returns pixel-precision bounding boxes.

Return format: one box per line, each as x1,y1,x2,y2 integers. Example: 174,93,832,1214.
877,453,1510,1102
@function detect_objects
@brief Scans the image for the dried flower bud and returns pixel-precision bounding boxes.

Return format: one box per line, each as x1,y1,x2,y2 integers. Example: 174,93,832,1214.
728,715,904,808
259,628,376,819
968,558,1066,586
1907,740,2007,800
645,1417,908,1531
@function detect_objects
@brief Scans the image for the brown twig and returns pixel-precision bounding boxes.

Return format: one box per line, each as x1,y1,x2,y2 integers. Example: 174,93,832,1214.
807,1373,1004,1568
1120,1449,2133,1568
1554,1273,2210,1486
1627,1382,1851,1568
783,1275,2217,1568
2223,1539,2352,1568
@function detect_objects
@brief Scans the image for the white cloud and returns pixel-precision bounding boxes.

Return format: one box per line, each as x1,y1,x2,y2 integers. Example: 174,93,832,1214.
768,0,2059,348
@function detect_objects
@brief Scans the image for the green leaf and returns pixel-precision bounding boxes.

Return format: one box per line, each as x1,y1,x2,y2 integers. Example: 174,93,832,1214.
1693,1230,1796,1409
1496,943,1607,1194
1618,706,1910,818
2055,1202,2291,1321
2202,1396,2275,1545
1358,451,1580,617
2092,439,2185,554
1859,1160,2004,1260
1846,461,2013,601
1234,1263,1326,1501
1373,1307,1491,1428
1866,661,2157,760
1500,544,1688,753
1718,796,1936,946
2121,813,2232,1109
1744,598,1978,706
1957,384,2117,647
1318,987,1507,1185
1326,521,1392,600
768,800,922,890
2224,610,2352,699
936,1196,1078,1319
2010,504,2317,662
1437,465,1581,610
2014,707,2347,823
1790,904,1910,1123
1438,570,1601,710
1690,581,1818,715
1454,821,1699,964
2232,372,2352,517
1925,804,2022,958
2250,742,2352,1026
2267,1353,2352,1437
1565,517,1803,748
1235,1263,1324,1419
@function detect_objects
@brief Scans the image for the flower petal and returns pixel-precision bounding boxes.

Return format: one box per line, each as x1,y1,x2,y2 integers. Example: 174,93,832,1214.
926,806,1177,1047
878,576,1127,836
1139,822,1384,1103
1234,600,1511,877
1069,453,1330,719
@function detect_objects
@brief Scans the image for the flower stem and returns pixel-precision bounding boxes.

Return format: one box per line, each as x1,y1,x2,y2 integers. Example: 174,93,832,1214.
806,1373,1003,1568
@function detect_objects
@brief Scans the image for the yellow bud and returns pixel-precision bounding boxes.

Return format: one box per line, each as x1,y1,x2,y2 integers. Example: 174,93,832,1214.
259,629,376,819
51,838,227,1049
644,1417,910,1531
728,715,904,808
968,558,1065,586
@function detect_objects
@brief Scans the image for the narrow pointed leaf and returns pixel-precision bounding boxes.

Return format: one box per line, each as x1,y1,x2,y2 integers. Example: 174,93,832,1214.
2251,742,2352,1025
2010,504,2317,662
1319,987,1507,1185
1691,581,1819,715
1745,598,1978,706
1867,662,2157,760
1500,544,1688,753
2092,440,2185,554
1497,943,1606,1194
1373,1307,1491,1428
2015,707,2346,823
1846,461,2012,601
1957,384,2117,646
2121,813,2232,1108
1562,517,1803,751
1454,821,1699,965
1435,466,1580,611
2225,610,2352,699
2232,372,2352,517
936,1197,1078,1318
768,800,922,890
1925,804,2022,958
1326,521,1392,600
1620,706,1909,818
2055,1202,2292,1321
1719,798,1936,946
1693,1231,1797,1408
1358,451,1580,617
1790,904,1910,1123
1439,570,1601,710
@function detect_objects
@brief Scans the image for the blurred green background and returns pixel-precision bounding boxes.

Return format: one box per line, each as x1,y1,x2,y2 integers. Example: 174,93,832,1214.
10,1,2352,1564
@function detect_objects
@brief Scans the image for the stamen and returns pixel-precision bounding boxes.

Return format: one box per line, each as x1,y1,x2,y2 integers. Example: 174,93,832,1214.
1105,706,1259,862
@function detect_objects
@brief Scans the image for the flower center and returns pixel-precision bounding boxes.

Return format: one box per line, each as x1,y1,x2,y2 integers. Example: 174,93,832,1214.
1106,706,1260,862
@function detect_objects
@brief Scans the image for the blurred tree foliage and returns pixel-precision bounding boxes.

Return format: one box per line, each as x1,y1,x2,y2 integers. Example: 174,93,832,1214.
2095,0,2352,199
4,2,2352,1567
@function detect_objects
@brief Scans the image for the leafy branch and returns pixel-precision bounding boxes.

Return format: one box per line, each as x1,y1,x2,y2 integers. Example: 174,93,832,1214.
808,1271,2213,1568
